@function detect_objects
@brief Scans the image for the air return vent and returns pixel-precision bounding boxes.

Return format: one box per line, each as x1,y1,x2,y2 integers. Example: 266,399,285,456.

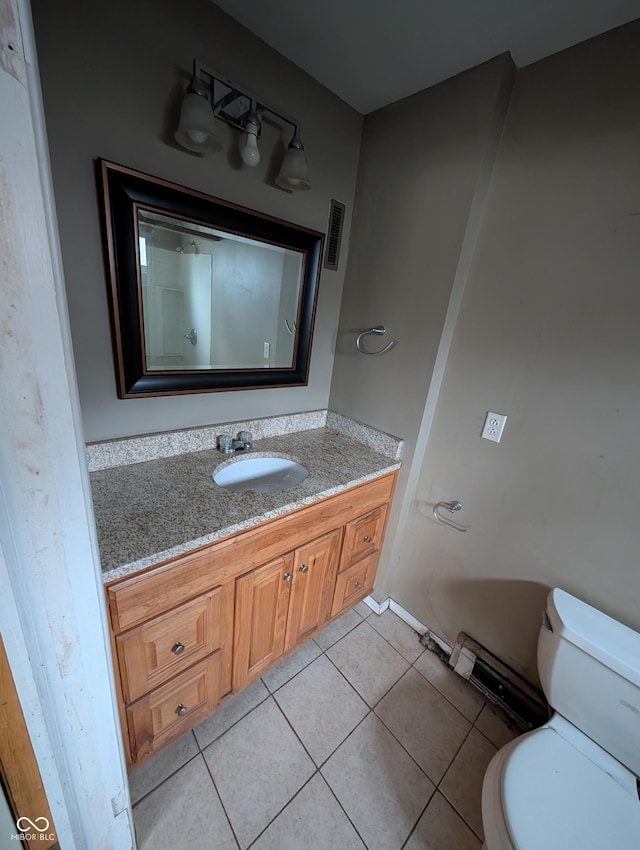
324,199,345,271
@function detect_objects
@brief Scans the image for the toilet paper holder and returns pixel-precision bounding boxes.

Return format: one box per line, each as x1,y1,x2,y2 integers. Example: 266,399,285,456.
433,500,469,532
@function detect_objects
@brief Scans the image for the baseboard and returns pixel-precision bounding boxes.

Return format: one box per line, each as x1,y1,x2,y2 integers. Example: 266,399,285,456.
362,595,389,615
363,596,452,655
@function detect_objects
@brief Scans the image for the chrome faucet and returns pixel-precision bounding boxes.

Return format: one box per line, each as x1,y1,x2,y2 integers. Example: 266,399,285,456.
218,431,253,453
235,430,253,451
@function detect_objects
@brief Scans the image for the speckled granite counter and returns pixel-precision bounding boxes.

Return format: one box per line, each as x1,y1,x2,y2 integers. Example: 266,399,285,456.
91,425,401,583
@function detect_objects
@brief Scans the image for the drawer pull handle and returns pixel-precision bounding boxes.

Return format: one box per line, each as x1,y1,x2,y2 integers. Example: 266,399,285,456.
172,642,185,655
284,572,293,583
175,703,188,717
363,535,372,543
299,564,309,573
355,581,363,590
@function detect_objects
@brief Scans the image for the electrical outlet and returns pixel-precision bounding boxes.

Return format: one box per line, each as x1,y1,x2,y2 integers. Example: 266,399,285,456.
481,411,507,443
263,341,270,359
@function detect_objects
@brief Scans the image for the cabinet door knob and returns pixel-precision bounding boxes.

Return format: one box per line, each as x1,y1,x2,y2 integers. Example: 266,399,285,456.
299,564,309,573
363,535,372,543
175,703,188,717
172,642,185,655
284,572,293,583
355,581,363,590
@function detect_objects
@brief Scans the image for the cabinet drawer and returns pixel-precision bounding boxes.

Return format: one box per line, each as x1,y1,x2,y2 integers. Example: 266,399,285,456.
107,546,230,633
341,504,388,570
331,553,377,617
127,652,222,762
116,585,232,703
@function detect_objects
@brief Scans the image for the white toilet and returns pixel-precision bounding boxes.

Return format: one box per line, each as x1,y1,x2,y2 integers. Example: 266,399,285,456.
481,587,640,850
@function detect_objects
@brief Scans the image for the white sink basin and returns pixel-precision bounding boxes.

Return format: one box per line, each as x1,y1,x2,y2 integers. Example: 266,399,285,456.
213,456,309,493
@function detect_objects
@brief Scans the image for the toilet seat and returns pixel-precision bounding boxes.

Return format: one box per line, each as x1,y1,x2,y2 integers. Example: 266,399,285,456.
482,724,640,850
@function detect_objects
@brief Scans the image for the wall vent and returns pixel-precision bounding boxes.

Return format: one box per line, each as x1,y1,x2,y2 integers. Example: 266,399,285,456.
324,199,346,271
449,633,548,731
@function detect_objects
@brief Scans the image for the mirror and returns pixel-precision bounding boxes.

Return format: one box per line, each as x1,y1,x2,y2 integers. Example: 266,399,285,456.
99,160,323,397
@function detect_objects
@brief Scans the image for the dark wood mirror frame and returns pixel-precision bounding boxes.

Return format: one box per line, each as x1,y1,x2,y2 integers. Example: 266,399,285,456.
98,160,324,398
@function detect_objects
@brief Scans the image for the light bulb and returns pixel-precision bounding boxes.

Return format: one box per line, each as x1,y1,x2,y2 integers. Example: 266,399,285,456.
241,131,260,167
174,84,221,154
187,129,208,145
276,133,310,191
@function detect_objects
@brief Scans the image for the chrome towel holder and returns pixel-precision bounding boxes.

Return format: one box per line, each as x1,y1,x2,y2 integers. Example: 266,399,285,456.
433,500,469,532
356,325,396,356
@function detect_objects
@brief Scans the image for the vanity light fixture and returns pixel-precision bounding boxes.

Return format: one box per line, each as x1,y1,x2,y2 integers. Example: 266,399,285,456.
174,59,310,191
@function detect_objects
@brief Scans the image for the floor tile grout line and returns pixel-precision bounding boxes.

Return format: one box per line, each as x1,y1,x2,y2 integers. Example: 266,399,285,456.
398,785,438,850
269,680,389,785
236,704,377,849
193,688,271,753
129,743,202,808
270,686,325,768
321,636,409,713
437,788,485,844
243,770,321,850
317,702,438,850
201,696,321,850
360,654,492,842
271,645,401,774
432,721,487,843
408,649,486,725
351,616,414,664
200,750,243,850
472,716,505,750
260,644,323,696
366,613,426,664
314,706,374,771
369,666,452,784
314,612,364,652
318,763,375,850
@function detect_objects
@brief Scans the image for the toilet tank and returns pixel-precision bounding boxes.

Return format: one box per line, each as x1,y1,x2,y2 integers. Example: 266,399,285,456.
538,588,640,776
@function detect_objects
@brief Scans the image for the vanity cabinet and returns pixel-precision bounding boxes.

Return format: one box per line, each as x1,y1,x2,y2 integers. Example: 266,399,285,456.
105,471,396,767
233,528,342,690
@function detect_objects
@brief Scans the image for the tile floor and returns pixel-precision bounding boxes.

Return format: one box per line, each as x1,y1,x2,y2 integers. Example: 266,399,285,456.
130,603,520,850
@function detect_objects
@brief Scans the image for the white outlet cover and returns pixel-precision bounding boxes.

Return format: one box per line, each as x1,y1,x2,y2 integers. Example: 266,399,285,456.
482,411,507,443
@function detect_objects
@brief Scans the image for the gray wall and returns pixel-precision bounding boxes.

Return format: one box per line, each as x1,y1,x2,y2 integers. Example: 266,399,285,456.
33,0,640,682
385,21,640,683
330,54,515,599
32,0,362,441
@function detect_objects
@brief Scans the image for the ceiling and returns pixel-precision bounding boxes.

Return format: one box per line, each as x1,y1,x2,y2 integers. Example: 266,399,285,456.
213,0,640,114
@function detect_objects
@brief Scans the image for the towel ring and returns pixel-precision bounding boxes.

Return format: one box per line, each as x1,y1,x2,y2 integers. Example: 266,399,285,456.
356,325,396,356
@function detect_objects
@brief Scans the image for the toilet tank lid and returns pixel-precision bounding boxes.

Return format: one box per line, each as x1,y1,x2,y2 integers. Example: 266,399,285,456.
548,589,640,688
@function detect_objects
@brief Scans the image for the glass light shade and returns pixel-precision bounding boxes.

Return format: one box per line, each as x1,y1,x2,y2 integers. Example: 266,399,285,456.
241,131,260,167
174,92,221,154
276,144,310,191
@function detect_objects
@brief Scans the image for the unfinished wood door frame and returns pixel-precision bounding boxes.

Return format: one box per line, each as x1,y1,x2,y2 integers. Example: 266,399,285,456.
0,635,58,849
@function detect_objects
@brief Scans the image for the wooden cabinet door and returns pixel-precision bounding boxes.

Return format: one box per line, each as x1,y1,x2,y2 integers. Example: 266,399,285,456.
285,528,342,650
233,553,293,689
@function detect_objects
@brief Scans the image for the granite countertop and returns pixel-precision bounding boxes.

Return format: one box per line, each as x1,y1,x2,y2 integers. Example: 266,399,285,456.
91,427,401,583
